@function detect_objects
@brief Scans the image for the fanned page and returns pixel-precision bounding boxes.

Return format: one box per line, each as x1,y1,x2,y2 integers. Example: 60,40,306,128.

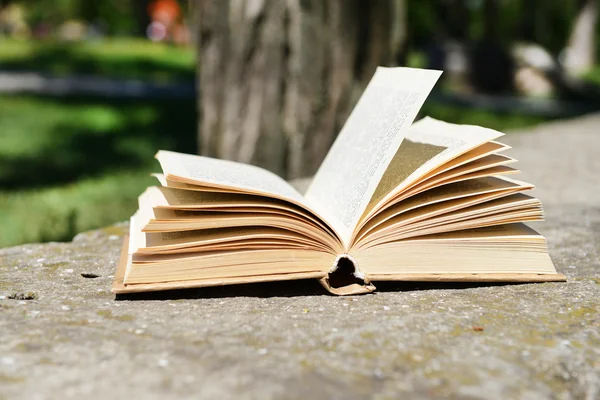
363,117,506,220
354,224,563,280
155,150,341,240
156,150,304,203
343,117,564,281
305,67,442,244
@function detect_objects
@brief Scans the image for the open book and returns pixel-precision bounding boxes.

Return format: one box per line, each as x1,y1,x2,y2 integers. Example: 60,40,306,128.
112,67,565,296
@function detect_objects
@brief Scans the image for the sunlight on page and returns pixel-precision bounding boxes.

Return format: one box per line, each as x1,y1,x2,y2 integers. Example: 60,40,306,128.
364,117,505,220
305,67,442,244
156,150,305,204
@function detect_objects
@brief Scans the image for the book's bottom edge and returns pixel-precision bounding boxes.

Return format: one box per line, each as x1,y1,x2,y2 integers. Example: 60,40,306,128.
111,236,567,295
113,271,328,294
113,272,566,294
366,273,567,283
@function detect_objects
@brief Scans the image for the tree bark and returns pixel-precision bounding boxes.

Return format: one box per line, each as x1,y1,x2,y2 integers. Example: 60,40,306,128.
194,0,403,179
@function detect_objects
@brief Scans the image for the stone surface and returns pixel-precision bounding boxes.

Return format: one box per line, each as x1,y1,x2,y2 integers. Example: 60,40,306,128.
1,115,599,399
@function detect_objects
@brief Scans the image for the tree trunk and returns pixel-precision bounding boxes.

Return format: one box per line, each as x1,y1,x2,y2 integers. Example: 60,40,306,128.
564,0,598,75
194,0,403,179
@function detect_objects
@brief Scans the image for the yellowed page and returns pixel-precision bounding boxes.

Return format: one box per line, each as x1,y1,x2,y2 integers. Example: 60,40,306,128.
405,154,516,194
144,215,337,250
356,193,541,247
364,117,506,222
403,142,512,192
355,244,555,275
151,207,325,229
399,165,518,202
155,150,342,241
164,179,241,193
156,150,305,203
138,188,341,251
150,208,306,224
142,226,325,250
387,193,540,233
124,249,334,285
352,224,559,276
130,210,331,255
133,213,334,255
354,175,532,245
139,186,339,245
305,67,442,245
368,209,543,246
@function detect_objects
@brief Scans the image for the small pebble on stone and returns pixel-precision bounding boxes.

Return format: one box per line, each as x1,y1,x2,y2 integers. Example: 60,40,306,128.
0,356,15,365
8,292,37,300
158,359,169,367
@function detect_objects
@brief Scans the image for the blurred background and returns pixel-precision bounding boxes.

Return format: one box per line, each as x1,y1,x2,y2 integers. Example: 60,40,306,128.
0,0,598,247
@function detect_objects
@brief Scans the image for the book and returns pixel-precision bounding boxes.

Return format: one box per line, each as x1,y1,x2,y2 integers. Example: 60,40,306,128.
112,67,565,296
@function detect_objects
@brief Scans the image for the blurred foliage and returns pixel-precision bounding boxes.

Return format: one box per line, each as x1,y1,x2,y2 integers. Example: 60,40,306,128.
421,103,552,131
407,0,583,54
15,0,147,35
0,0,598,246
0,38,195,82
0,95,196,247
583,66,600,86
0,170,155,245
2,0,591,55
0,94,552,248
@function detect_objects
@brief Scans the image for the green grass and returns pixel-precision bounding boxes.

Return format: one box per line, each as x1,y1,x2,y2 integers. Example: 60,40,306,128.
583,65,600,86
0,38,195,82
0,38,199,247
0,95,196,247
0,170,156,245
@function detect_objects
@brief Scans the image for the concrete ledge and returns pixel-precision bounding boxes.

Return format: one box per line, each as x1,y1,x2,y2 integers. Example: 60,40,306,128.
1,115,599,399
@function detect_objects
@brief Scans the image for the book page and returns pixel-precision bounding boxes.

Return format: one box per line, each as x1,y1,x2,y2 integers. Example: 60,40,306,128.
363,117,506,221
137,187,342,253
155,150,342,240
156,150,306,204
354,175,533,248
353,223,558,276
305,67,442,244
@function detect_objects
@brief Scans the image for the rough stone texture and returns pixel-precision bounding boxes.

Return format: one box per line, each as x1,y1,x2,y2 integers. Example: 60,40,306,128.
1,115,599,399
